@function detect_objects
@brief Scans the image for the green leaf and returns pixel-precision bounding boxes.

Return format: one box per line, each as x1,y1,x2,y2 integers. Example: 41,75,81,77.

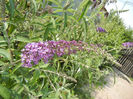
12,84,24,95
32,0,37,12
45,92,59,99
11,63,22,74
53,9,63,13
10,75,21,83
78,0,91,21
78,0,89,10
0,35,7,47
39,63,49,69
43,27,49,40
0,48,11,60
0,61,5,66
0,84,10,99
30,69,40,86
83,17,87,41
9,0,15,17
0,36,7,47
51,17,56,28
4,22,8,31
14,36,31,43
53,8,75,14
63,12,67,30
0,36,6,43
47,0,62,8
0,43,7,47
67,9,75,13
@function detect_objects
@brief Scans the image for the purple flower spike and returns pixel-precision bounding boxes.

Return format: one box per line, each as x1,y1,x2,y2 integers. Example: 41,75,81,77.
122,42,133,48
96,27,107,33
21,40,87,67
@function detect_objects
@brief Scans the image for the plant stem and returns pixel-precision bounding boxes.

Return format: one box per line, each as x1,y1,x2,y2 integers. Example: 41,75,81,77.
1,0,14,64
0,0,5,21
45,72,56,91
3,25,14,64
43,70,77,83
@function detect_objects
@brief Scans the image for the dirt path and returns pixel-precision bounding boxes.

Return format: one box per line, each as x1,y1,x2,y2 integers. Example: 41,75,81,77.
92,68,133,99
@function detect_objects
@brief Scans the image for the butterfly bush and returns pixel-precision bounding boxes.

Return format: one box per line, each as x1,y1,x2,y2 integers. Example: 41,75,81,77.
122,42,133,48
21,40,87,67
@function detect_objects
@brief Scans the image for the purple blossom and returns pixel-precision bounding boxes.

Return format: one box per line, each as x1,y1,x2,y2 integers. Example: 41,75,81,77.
21,40,86,67
122,42,133,48
96,27,107,33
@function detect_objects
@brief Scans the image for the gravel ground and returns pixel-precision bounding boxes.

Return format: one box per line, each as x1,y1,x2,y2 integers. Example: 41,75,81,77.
92,68,133,99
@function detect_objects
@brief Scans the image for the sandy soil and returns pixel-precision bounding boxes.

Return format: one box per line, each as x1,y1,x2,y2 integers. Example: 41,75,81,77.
92,68,133,99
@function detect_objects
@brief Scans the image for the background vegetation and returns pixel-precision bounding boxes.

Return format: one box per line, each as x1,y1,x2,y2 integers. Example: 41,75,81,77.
0,0,133,99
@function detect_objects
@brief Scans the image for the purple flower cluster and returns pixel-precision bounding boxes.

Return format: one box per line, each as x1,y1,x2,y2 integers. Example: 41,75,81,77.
96,27,107,33
21,40,86,67
122,42,133,48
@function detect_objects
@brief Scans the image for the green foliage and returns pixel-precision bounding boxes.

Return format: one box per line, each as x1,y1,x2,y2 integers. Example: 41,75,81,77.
0,48,11,60
0,0,132,99
0,84,11,99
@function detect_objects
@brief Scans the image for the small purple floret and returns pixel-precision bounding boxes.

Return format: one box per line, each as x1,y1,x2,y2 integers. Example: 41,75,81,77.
96,27,107,33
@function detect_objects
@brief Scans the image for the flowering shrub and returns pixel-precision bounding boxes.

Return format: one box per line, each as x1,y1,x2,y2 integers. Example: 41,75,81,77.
21,40,87,67
1,0,132,99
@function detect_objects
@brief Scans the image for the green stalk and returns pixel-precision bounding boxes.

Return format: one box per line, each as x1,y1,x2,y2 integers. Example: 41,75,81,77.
83,17,87,41
0,0,6,21
78,0,90,21
3,23,13,64
1,0,14,64
63,11,67,31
